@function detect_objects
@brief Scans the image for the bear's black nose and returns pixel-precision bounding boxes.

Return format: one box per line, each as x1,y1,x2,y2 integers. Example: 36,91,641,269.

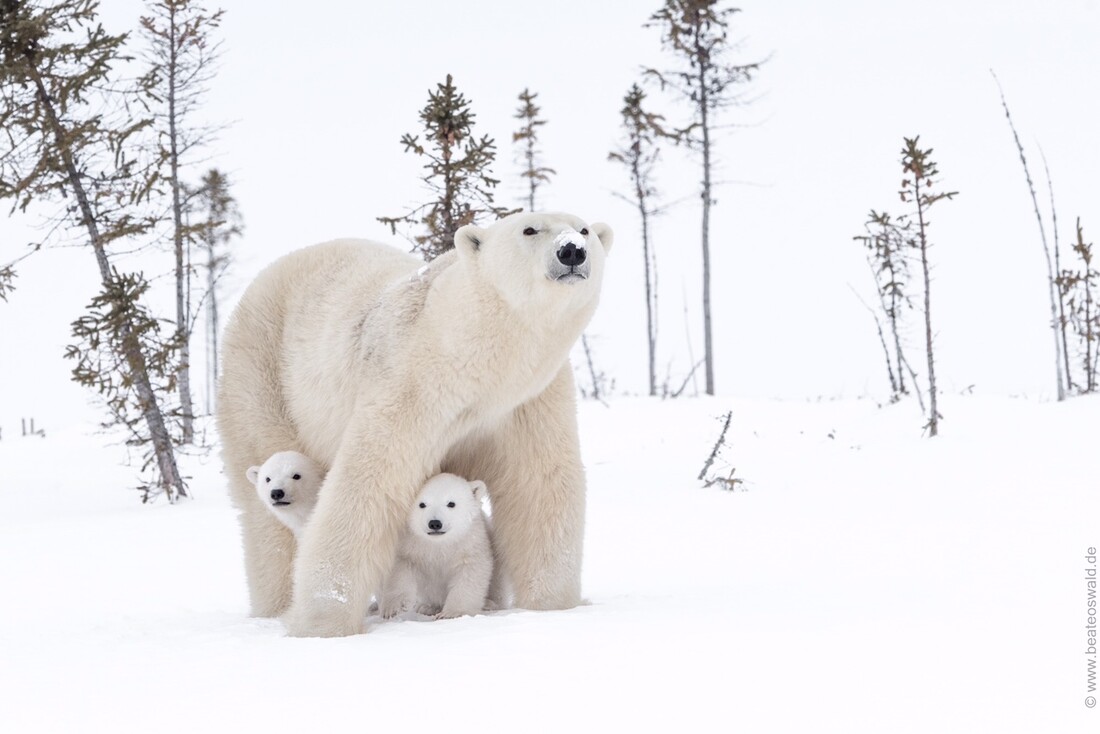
428,519,443,531
556,242,587,267
270,489,285,501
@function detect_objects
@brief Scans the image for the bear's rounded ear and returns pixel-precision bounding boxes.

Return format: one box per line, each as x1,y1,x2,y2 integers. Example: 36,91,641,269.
454,224,486,258
590,222,613,254
246,466,260,485
469,479,488,501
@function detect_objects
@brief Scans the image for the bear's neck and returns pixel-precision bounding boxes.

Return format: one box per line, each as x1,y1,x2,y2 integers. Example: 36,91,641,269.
427,260,596,402
432,260,596,360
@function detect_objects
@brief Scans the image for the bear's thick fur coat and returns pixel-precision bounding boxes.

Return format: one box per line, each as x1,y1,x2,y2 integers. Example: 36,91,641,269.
218,212,611,637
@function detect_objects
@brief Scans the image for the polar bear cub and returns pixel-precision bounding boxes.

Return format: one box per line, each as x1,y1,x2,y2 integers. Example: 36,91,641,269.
246,451,324,538
380,472,495,620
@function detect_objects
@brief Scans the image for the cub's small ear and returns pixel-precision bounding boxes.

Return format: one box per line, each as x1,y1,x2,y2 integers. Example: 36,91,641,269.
455,224,486,258
590,222,613,254
245,466,260,485
469,479,488,501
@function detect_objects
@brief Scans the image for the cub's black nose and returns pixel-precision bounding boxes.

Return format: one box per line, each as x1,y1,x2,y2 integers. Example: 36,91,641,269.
270,489,285,501
428,519,443,531
556,242,587,267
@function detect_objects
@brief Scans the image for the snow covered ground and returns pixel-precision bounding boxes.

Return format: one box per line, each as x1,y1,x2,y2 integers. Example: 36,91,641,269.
0,394,1096,733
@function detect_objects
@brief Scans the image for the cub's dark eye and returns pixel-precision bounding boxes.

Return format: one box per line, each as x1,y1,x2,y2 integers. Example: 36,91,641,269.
580,228,589,235
292,474,301,480
447,501,456,508
419,502,426,509
265,477,271,483
523,227,537,235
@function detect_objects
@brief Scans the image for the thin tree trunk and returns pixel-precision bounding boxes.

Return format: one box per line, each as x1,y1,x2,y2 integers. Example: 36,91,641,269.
1081,219,1095,393
526,138,536,212
697,33,715,396
30,69,186,499
641,204,657,397
166,8,194,443
993,73,1065,401
581,333,602,402
852,285,898,397
441,135,456,257
1086,276,1094,392
206,234,218,414
632,155,657,397
898,350,927,415
884,244,907,395
1042,153,1074,392
914,176,938,436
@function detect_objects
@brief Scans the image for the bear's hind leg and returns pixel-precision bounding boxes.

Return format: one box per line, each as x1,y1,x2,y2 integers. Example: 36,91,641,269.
472,367,586,611
218,312,306,618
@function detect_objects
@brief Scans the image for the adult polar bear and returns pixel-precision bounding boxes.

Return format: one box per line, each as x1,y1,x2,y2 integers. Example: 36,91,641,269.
218,212,612,637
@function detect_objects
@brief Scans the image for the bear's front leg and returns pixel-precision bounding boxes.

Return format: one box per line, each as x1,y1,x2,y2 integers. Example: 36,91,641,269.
438,553,493,619
283,469,416,636
479,367,586,611
239,504,298,617
283,402,439,637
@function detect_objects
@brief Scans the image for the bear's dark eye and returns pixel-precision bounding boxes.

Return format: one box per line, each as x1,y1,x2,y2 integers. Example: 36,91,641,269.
580,228,589,235
265,477,271,483
419,502,426,509
523,227,537,236
292,474,301,480
447,501,456,508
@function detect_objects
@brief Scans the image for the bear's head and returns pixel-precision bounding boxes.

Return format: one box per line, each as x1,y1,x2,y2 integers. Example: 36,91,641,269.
407,472,488,542
453,212,612,313
246,450,324,523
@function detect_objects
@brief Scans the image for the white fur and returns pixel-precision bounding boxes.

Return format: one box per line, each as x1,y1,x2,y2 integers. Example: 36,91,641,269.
217,211,612,637
379,473,494,619
245,451,324,538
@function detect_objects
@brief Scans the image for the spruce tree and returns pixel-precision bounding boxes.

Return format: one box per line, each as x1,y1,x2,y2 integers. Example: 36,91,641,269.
379,74,513,261
0,0,186,500
900,137,956,437
609,83,666,397
855,210,914,402
1058,219,1098,393
512,88,555,212
141,0,225,443
192,167,241,413
644,0,763,396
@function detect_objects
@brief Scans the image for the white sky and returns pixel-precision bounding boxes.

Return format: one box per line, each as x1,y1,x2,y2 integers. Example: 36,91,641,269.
1,0,1098,433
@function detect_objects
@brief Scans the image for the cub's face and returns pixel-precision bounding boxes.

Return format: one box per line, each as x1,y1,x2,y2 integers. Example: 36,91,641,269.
408,473,487,542
246,451,323,512
455,212,613,310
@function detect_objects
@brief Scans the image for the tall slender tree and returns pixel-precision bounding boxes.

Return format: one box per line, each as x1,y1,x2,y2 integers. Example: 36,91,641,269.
379,74,514,261
900,137,956,437
992,72,1066,401
141,0,224,443
0,0,186,500
644,0,762,396
512,88,555,212
192,167,241,413
1040,153,1074,393
609,83,666,397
